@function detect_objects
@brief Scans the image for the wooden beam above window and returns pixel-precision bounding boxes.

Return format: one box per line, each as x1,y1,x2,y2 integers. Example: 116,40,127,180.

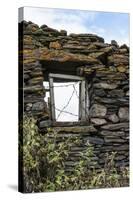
49,73,84,81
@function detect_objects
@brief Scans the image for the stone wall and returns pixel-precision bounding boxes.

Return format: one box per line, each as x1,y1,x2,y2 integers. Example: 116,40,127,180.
19,20,129,171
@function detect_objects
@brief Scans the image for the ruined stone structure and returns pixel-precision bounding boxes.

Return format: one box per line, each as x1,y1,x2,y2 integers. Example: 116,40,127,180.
19,21,129,171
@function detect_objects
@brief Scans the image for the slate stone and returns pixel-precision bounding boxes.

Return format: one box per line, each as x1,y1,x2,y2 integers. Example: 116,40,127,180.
39,120,52,128
111,40,118,47
108,54,129,65
108,114,119,123
101,123,129,130
90,118,107,125
49,41,62,49
94,89,106,97
32,102,45,111
22,21,129,171
38,48,101,64
108,90,124,97
28,77,44,85
104,138,125,143
118,107,129,121
60,30,67,36
120,44,129,51
90,104,107,117
89,52,107,63
25,103,32,111
85,136,104,145
117,66,127,73
126,91,129,96
32,29,45,36
24,85,44,94
54,126,97,133
94,82,118,89
114,155,126,161
24,74,30,81
100,130,125,137
94,97,129,106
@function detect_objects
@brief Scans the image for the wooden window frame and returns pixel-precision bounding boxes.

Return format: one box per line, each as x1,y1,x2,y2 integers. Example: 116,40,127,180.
48,73,89,122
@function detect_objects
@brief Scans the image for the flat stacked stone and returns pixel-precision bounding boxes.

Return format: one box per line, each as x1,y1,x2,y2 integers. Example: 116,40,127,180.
19,20,129,171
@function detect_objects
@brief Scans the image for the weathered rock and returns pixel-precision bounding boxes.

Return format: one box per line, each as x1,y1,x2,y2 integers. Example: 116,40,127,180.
93,42,109,48
94,82,118,89
25,103,32,111
49,41,62,49
30,70,43,77
108,114,119,123
24,95,44,103
21,21,129,173
40,24,48,29
54,126,97,133
32,102,45,111
38,48,101,64
94,96,129,106
89,52,107,63
24,74,30,81
117,66,127,73
120,44,129,51
63,44,86,50
104,138,125,143
85,136,104,145
87,44,97,50
28,77,44,85
90,104,107,117
101,123,129,130
100,144,129,151
119,48,128,54
123,84,129,91
114,155,126,161
24,85,44,94
25,23,39,33
96,71,127,80
108,89,124,97
33,29,46,36
39,120,52,128
101,46,114,53
94,89,106,97
126,91,129,96
115,145,129,151
100,130,125,137
111,40,118,47
69,33,104,43
60,30,67,36
40,25,59,34
108,54,129,65
90,118,107,125
118,107,129,121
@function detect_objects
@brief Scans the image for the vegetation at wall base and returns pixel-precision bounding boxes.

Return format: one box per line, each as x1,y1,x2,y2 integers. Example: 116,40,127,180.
20,115,129,193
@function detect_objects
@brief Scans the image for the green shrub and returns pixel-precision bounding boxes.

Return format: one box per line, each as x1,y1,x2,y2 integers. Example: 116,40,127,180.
20,115,129,192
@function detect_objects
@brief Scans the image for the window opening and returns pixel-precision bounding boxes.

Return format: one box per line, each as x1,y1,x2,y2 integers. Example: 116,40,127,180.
43,73,89,122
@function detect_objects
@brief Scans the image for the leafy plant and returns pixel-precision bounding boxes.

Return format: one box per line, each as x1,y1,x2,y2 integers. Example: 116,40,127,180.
20,115,129,192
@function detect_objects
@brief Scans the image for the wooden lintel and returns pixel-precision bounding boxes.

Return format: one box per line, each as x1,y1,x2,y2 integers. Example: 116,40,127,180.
49,73,84,81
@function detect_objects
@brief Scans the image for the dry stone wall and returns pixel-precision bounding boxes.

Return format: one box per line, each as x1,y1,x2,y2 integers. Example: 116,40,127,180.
19,21,129,171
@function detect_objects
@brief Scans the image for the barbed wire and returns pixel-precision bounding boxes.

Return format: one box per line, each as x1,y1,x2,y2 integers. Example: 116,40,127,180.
51,83,78,88
44,81,90,120
43,83,80,89
56,82,79,120
55,107,78,117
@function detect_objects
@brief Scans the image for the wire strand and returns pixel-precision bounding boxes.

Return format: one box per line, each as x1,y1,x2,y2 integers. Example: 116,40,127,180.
56,82,79,120
44,81,90,120
55,107,78,117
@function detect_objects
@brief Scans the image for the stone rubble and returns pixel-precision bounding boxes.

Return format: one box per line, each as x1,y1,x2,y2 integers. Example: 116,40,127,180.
19,21,129,171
